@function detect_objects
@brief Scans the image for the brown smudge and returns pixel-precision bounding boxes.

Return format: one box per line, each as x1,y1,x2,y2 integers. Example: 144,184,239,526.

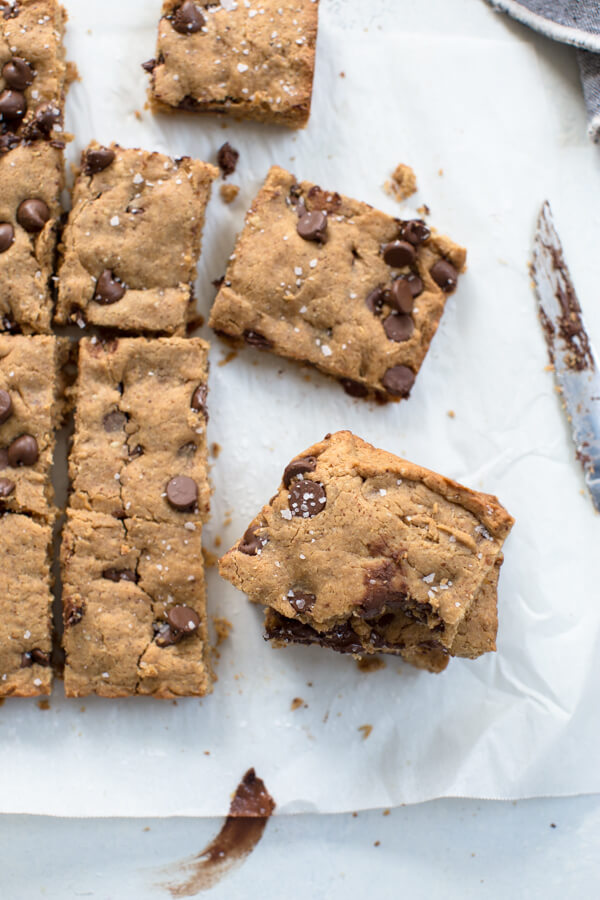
358,724,373,740
37,699,50,711
356,656,386,674
161,768,275,896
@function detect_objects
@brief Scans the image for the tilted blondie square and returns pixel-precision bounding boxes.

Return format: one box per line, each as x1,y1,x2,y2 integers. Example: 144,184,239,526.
0,334,67,518
61,509,212,698
0,142,64,333
219,431,514,673
0,512,54,696
145,0,319,128
209,166,466,401
56,143,217,335
69,337,211,526
0,0,69,150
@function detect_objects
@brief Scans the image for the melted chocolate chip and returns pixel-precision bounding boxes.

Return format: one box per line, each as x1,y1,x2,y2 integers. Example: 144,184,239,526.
167,605,200,634
84,147,115,175
0,222,14,253
155,622,180,647
399,219,430,245
287,590,316,615
102,410,127,432
64,600,85,626
265,613,363,654
17,198,49,233
382,365,415,398
166,475,198,510
365,286,385,316
0,88,26,122
430,259,459,292
0,388,12,423
297,209,328,243
102,567,137,583
217,141,239,176
239,523,266,556
382,240,415,268
94,269,126,304
340,378,369,398
7,434,38,466
191,383,208,417
0,477,14,498
243,330,272,350
172,1,205,33
129,444,143,459
282,455,317,488
2,58,34,91
288,479,326,518
383,313,414,343
23,103,59,138
359,561,408,617
21,649,50,667
142,58,157,73
389,278,414,314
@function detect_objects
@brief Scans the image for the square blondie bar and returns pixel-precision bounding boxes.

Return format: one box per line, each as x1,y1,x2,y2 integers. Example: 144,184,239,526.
209,166,466,401
56,143,217,335
0,143,64,333
145,0,319,128
219,431,514,673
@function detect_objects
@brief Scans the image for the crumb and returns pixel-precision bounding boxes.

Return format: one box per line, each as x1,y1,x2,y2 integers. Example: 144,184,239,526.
214,535,222,548
438,168,444,176
374,841,381,847
358,724,373,740
79,705,85,712
213,617,232,648
217,142,239,177
134,110,142,121
203,548,219,568
384,163,417,202
204,750,210,756
143,827,150,832
340,71,345,78
544,364,554,372
291,697,304,711
356,656,386,673
218,350,238,367
383,809,390,816
220,183,240,204
447,410,455,419
212,276,225,290
417,204,430,216
352,811,358,818
37,699,50,711
223,515,232,528
210,442,222,459
550,823,557,828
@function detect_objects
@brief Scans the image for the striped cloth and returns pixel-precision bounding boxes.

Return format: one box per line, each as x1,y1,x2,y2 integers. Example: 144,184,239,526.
487,0,600,141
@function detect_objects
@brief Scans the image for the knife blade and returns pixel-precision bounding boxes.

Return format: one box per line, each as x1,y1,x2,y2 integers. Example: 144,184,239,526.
531,201,600,512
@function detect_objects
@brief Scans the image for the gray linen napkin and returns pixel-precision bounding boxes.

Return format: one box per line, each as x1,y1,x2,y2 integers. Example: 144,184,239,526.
487,0,600,141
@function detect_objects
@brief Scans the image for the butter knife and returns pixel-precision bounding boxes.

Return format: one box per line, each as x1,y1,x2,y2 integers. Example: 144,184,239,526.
531,201,600,511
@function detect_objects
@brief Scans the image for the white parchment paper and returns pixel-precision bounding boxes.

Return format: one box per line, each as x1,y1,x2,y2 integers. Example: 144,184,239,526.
0,0,598,817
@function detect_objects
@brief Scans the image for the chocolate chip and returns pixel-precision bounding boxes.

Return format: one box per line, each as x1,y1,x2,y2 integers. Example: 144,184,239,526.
129,444,143,460
17,199,50,233
382,365,415,398
84,147,115,175
389,278,414,314
7,434,38,466
21,649,50,668
340,378,369,398
155,623,180,647
0,388,12,423
383,313,414,343
94,269,126,304
102,567,137,583
0,477,14,498
288,479,326,518
217,141,239,177
297,209,328,243
243,330,272,350
0,448,8,469
399,219,430,245
102,410,127,432
172,1,205,33
430,259,459,292
191,384,208,417
64,600,85,626
142,58,157,73
167,605,200,634
287,590,316,614
365,286,385,316
24,103,59,138
239,523,266,556
0,89,26,121
166,475,198,510
283,455,317,488
2,57,34,91
0,222,14,253
382,240,415,268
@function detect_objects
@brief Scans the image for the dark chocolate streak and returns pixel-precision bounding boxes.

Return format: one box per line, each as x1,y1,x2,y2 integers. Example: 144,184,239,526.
161,769,275,896
540,238,594,372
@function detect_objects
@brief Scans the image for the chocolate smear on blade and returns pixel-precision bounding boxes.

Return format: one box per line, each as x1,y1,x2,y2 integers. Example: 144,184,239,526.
160,768,275,896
